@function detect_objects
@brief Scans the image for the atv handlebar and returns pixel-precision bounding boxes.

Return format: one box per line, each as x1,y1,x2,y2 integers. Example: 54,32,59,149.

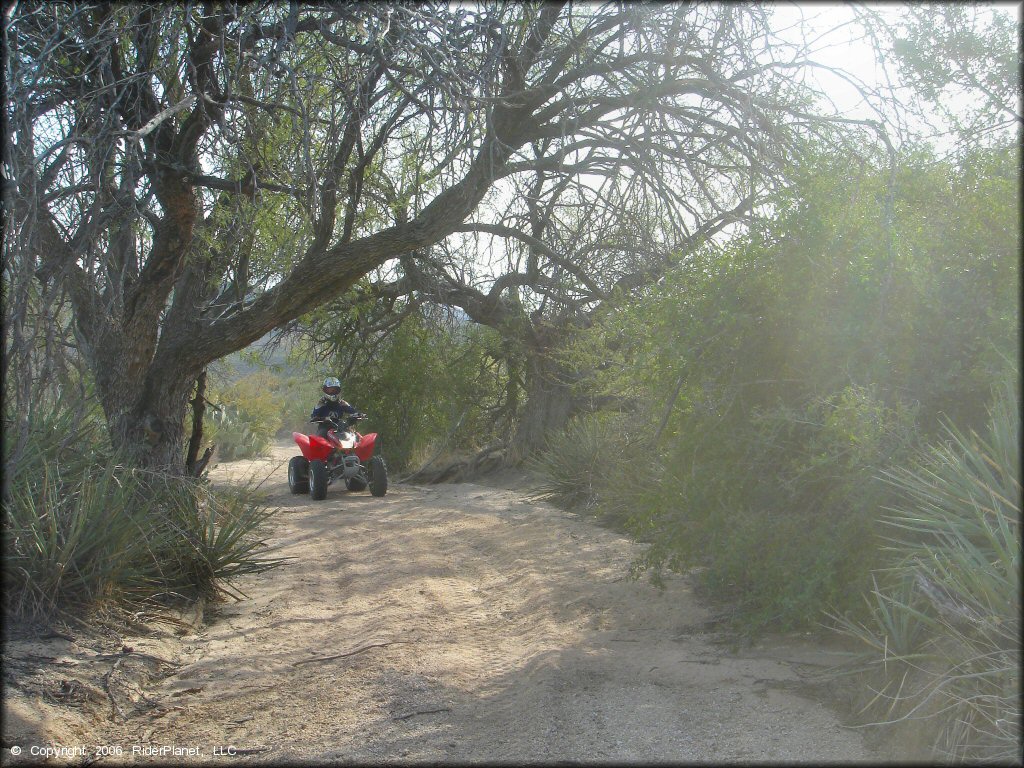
311,413,366,429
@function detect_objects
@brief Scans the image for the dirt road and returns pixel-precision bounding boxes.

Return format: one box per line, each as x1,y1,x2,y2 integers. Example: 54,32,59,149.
6,444,880,763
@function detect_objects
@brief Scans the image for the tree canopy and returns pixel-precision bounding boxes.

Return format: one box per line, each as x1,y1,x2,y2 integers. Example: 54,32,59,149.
4,1,876,468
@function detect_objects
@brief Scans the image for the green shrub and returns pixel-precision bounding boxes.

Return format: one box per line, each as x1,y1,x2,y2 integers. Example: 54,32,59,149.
206,372,285,461
3,400,286,621
333,314,509,473
276,375,318,437
832,378,1020,762
625,385,919,632
532,384,922,633
536,413,663,532
207,406,268,461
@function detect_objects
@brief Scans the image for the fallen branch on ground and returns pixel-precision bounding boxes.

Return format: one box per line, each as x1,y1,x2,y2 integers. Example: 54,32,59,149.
408,442,508,484
401,409,468,482
291,640,414,666
103,657,127,721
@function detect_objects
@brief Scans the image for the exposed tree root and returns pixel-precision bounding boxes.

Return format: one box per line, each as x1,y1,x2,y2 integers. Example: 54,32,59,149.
404,442,510,484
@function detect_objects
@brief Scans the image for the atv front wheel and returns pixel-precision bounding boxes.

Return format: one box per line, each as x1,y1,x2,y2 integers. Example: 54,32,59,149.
288,456,310,494
310,460,329,500
368,455,388,497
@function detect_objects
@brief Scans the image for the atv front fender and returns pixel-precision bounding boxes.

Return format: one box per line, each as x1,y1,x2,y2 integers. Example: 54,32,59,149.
355,432,377,464
293,432,334,462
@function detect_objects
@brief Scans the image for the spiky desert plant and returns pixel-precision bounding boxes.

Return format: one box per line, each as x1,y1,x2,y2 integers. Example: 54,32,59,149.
144,469,288,601
3,399,287,621
833,378,1020,762
530,413,650,519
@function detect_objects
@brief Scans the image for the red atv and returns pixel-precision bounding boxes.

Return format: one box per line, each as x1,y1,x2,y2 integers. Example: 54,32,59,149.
289,415,387,500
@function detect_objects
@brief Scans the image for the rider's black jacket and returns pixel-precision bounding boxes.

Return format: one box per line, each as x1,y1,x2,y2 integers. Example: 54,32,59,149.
310,397,357,424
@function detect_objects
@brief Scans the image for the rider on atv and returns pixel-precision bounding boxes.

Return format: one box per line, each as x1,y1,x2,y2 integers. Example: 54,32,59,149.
291,376,385,499
311,376,361,438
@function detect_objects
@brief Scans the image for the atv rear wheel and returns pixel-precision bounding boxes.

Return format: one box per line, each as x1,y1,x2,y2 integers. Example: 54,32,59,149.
368,455,388,497
288,456,310,494
310,460,329,500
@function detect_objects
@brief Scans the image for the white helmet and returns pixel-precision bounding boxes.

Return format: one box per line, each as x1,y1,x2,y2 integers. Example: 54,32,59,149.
322,376,342,402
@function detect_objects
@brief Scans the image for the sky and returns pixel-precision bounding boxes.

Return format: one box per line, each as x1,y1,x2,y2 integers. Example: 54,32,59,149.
768,2,1022,154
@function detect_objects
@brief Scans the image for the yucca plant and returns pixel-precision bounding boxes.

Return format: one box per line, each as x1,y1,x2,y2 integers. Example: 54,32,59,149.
832,378,1020,763
4,401,120,617
3,394,107,495
529,413,649,520
4,399,287,621
530,415,611,510
150,472,287,601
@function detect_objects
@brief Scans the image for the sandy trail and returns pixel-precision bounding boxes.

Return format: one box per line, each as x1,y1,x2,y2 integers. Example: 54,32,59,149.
17,443,878,763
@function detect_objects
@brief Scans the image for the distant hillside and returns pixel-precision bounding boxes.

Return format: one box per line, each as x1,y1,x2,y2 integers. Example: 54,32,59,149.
220,331,307,381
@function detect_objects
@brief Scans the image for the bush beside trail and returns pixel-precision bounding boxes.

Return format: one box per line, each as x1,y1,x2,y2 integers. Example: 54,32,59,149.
3,397,285,624
527,146,1020,761
832,381,1020,763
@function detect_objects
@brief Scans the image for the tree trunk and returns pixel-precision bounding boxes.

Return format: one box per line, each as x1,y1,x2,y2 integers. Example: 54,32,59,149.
185,370,209,476
506,348,578,464
99,365,198,471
